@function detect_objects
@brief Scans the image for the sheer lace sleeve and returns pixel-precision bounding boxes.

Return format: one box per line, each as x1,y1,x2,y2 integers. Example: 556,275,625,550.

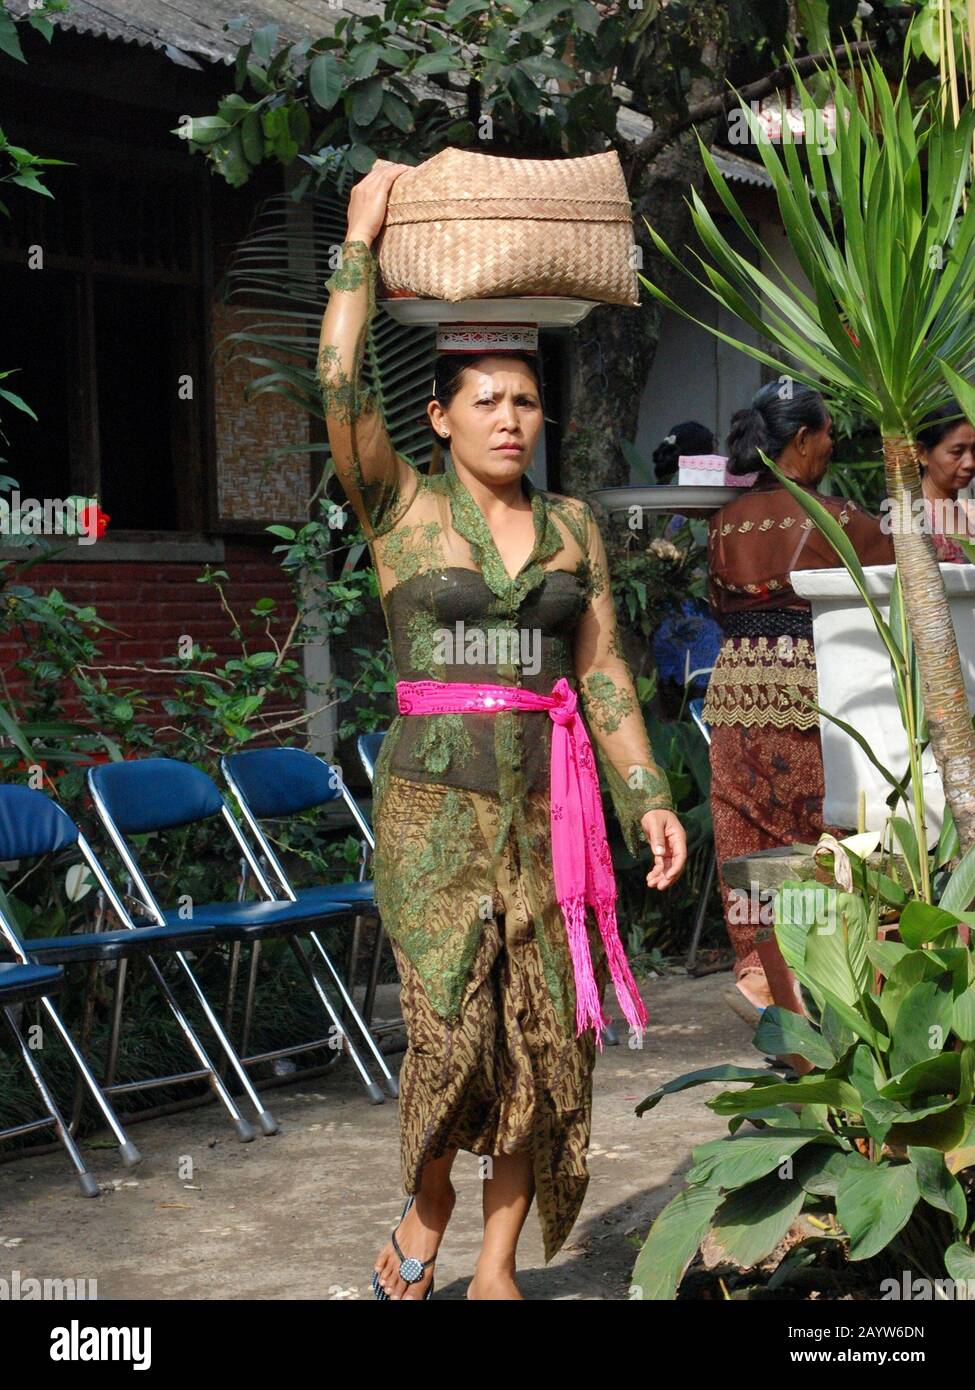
573,502,674,854
317,240,417,540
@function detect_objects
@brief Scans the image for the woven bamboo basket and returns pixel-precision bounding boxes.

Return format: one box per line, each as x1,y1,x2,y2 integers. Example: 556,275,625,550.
377,148,639,306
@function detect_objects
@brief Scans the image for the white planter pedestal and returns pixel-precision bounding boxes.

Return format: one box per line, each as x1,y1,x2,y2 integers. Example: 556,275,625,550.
789,563,975,836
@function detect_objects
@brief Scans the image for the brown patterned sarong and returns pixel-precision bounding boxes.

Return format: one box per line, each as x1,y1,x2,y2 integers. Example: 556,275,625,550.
389,808,610,1264
709,721,848,975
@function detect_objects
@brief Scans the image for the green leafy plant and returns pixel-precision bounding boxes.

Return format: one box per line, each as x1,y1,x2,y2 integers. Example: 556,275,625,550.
633,860,975,1299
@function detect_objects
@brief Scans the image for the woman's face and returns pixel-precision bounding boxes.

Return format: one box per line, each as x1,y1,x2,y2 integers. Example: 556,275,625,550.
918,422,975,495
428,355,544,479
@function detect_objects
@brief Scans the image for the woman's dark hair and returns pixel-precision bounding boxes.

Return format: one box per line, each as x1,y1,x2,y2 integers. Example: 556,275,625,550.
431,351,544,415
652,421,717,481
916,400,968,453
725,380,829,479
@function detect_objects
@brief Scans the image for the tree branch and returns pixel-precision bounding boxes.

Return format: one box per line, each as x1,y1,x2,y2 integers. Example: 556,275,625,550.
625,36,877,182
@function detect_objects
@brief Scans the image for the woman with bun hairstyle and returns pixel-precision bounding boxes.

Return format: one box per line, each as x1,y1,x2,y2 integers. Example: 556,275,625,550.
702,380,894,1018
317,161,685,1299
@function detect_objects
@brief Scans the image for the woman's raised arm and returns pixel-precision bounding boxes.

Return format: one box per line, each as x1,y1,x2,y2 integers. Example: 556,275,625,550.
317,161,417,540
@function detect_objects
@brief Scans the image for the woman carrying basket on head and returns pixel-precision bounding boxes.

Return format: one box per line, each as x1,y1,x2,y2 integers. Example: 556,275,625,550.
317,161,686,1301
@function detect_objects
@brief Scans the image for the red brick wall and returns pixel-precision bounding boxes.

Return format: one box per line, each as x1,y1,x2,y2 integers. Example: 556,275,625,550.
2,540,299,727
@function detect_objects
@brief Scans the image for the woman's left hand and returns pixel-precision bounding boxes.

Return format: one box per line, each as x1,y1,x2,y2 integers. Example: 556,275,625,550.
641,810,687,890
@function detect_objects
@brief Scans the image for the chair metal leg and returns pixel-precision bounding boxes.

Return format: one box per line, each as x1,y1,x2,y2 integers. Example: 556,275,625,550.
4,1006,101,1197
345,911,365,1031
685,848,718,972
167,953,276,1137
305,928,398,1098
220,939,243,1079
105,956,128,1089
286,935,386,1104
69,959,100,1135
241,939,261,1062
38,997,142,1168
363,917,385,1032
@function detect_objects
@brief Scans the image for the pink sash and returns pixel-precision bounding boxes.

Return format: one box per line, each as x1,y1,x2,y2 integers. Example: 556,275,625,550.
395,676,650,1049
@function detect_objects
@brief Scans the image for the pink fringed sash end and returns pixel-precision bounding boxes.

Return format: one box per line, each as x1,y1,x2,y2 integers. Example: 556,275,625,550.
595,897,649,1043
560,891,609,1049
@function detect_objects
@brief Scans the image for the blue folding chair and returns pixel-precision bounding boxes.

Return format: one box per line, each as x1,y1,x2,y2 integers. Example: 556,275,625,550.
88,757,388,1105
220,747,396,1100
0,960,104,1196
0,783,272,1149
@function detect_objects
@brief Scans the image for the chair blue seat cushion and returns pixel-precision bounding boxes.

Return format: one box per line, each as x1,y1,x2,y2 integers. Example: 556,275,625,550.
294,882,376,914
0,961,64,1004
1,922,228,966
151,896,357,938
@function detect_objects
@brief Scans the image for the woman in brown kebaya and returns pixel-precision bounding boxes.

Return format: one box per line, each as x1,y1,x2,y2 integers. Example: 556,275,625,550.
702,381,894,1014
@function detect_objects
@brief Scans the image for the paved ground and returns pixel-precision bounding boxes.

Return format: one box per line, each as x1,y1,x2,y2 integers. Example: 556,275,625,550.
0,970,759,1301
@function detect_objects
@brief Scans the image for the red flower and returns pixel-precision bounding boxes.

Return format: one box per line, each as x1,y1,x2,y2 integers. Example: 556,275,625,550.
79,503,110,539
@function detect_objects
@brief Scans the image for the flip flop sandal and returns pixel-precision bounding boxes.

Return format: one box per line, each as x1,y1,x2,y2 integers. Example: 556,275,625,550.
372,1194,435,1301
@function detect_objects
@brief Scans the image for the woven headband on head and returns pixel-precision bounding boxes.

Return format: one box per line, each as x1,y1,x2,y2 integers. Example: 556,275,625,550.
430,326,544,400
435,323,538,354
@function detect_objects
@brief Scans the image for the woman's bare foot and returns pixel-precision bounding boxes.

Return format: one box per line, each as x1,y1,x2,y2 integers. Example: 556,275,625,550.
736,968,774,1011
373,1185,456,1300
467,1259,524,1300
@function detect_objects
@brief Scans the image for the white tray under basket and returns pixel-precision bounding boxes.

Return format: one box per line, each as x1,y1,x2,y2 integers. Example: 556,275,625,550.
378,297,599,328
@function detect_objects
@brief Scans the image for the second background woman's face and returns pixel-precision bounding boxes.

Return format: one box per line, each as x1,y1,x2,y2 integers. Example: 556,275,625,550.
429,355,544,479
919,422,975,495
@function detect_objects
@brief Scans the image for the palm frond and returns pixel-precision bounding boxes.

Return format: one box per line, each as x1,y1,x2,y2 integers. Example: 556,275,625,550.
219,181,436,467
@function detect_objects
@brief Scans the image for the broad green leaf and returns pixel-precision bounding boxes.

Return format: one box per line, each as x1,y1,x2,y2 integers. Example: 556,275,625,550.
866,940,912,977
308,53,343,111
888,974,955,1075
802,889,871,1005
709,1077,861,1117
944,1243,975,1284
630,1185,722,1301
351,77,383,127
891,816,921,886
686,1130,843,1190
753,1006,836,1070
952,987,975,1043
908,1146,967,1230
939,839,975,914
898,899,967,949
850,1043,884,1104
635,1064,774,1116
835,1163,920,1261
796,1145,872,1196
710,1173,806,1269
887,1104,972,1152
935,807,961,868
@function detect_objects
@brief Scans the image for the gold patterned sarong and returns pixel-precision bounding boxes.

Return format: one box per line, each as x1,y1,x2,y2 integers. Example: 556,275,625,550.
380,772,610,1263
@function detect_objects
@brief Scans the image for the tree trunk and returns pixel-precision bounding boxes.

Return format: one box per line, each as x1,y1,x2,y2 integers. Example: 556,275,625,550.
883,436,975,852
561,59,728,495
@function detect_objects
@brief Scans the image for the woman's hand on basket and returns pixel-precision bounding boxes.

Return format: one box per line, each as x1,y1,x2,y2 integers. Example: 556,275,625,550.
345,159,412,249
641,810,687,890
